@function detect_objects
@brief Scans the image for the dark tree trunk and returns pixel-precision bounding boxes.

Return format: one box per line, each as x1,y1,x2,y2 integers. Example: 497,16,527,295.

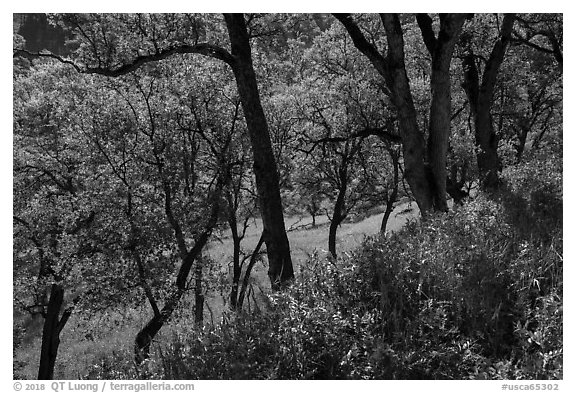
380,151,399,233
476,107,501,189
381,14,435,215
194,254,204,327
328,168,348,259
134,247,209,363
423,14,467,211
446,163,469,204
229,234,242,311
328,211,345,260
224,14,294,290
38,284,71,380
380,199,395,234
134,295,178,364
427,69,451,212
307,198,319,228
462,14,515,191
226,188,243,311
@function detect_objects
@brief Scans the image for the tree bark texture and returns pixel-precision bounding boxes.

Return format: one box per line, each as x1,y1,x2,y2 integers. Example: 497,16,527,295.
38,284,71,380
380,14,435,215
421,14,467,211
224,14,294,289
134,295,177,364
134,233,213,363
462,14,515,190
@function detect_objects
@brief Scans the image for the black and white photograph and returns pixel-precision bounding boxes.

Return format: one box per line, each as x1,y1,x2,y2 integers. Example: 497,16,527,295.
11,7,565,387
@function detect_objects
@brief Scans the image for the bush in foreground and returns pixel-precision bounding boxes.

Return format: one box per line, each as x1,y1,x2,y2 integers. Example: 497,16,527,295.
87,155,562,379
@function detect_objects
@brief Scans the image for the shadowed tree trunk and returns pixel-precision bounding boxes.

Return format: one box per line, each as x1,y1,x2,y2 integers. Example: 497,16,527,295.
380,149,400,233
462,14,515,190
224,14,294,289
194,253,204,327
380,14,435,215
446,163,469,204
418,14,467,211
328,170,348,259
38,284,72,380
228,211,242,310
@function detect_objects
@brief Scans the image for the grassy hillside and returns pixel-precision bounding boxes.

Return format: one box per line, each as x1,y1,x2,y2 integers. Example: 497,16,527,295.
206,199,420,292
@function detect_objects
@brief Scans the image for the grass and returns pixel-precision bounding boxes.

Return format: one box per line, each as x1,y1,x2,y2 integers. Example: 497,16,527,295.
206,199,419,291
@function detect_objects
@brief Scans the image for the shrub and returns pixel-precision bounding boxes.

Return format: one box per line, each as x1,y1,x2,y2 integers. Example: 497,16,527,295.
82,152,562,380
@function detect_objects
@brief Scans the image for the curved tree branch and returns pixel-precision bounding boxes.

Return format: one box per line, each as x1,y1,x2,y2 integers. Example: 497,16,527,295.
14,42,235,77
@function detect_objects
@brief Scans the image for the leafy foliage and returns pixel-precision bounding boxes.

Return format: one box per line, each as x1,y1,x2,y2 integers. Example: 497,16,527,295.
82,149,562,379
13,13,562,380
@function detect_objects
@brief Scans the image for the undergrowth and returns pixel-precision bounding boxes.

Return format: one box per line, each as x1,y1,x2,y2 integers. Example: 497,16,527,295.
79,153,564,379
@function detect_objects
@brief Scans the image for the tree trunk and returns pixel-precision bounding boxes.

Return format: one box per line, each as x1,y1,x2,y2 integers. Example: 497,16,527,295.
336,14,467,215
224,14,294,290
328,213,345,260
328,171,348,259
446,163,469,204
134,295,177,364
194,254,204,327
226,191,243,311
381,14,435,215
334,13,434,216
462,14,515,191
38,284,71,380
134,182,221,363
380,151,399,233
237,233,265,310
229,235,241,311
426,15,466,211
475,106,501,189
